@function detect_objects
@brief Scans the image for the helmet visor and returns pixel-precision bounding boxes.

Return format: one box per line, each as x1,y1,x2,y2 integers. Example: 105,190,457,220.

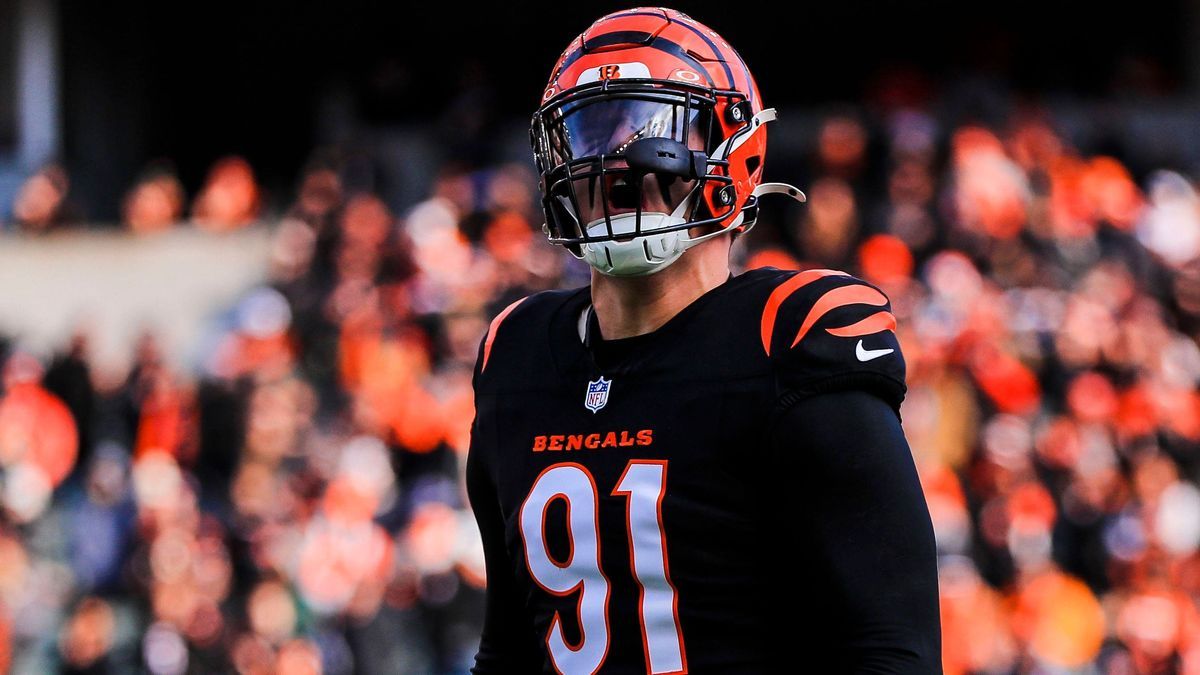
544,97,709,167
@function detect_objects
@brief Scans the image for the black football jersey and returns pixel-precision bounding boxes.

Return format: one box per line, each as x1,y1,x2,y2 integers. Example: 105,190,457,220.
467,266,911,674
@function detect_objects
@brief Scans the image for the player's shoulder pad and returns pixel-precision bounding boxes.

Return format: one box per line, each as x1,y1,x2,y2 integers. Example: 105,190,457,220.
760,268,906,414
472,287,582,388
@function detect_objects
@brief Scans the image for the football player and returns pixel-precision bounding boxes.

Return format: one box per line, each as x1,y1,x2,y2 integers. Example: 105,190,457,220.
466,7,941,673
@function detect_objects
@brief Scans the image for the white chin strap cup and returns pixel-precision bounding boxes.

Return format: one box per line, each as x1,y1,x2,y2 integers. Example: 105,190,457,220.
577,190,695,277
572,108,807,277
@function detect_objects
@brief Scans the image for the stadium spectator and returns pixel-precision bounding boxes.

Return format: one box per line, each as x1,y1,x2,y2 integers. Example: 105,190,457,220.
191,156,261,232
123,164,186,234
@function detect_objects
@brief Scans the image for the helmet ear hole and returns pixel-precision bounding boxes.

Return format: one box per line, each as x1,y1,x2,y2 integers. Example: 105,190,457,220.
745,155,761,177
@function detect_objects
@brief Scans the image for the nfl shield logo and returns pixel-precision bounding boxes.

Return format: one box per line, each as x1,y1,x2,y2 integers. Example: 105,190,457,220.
584,376,612,413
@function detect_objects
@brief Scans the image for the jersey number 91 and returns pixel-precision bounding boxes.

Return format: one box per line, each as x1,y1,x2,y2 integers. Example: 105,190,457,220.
519,460,687,675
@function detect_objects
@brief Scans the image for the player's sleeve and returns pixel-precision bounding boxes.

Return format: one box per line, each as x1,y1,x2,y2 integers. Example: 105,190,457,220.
465,336,544,674
766,272,907,418
768,389,941,672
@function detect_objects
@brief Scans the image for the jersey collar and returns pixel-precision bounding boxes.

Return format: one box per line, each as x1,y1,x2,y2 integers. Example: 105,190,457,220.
551,272,737,381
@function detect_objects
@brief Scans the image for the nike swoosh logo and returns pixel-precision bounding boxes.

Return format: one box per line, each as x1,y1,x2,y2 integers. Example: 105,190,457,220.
856,340,894,362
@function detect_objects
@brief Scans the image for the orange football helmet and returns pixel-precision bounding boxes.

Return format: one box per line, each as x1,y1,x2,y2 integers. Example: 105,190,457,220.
529,7,806,276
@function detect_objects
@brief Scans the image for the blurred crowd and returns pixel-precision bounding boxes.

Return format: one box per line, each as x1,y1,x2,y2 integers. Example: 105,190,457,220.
3,97,1200,674
7,155,262,235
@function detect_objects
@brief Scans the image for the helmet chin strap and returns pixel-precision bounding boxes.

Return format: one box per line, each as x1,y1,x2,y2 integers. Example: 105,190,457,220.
577,180,807,276
577,187,697,277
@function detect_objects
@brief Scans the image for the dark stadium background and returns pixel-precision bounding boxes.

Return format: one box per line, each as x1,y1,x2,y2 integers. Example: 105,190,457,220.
36,0,1193,218
2,0,1200,673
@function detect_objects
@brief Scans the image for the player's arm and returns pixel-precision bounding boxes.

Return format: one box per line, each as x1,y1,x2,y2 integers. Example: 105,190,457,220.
465,333,544,673
769,389,941,672
764,272,940,671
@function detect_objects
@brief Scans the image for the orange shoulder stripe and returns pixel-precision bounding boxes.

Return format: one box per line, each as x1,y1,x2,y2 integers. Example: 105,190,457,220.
825,310,897,338
791,284,888,348
760,269,846,356
481,297,528,373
